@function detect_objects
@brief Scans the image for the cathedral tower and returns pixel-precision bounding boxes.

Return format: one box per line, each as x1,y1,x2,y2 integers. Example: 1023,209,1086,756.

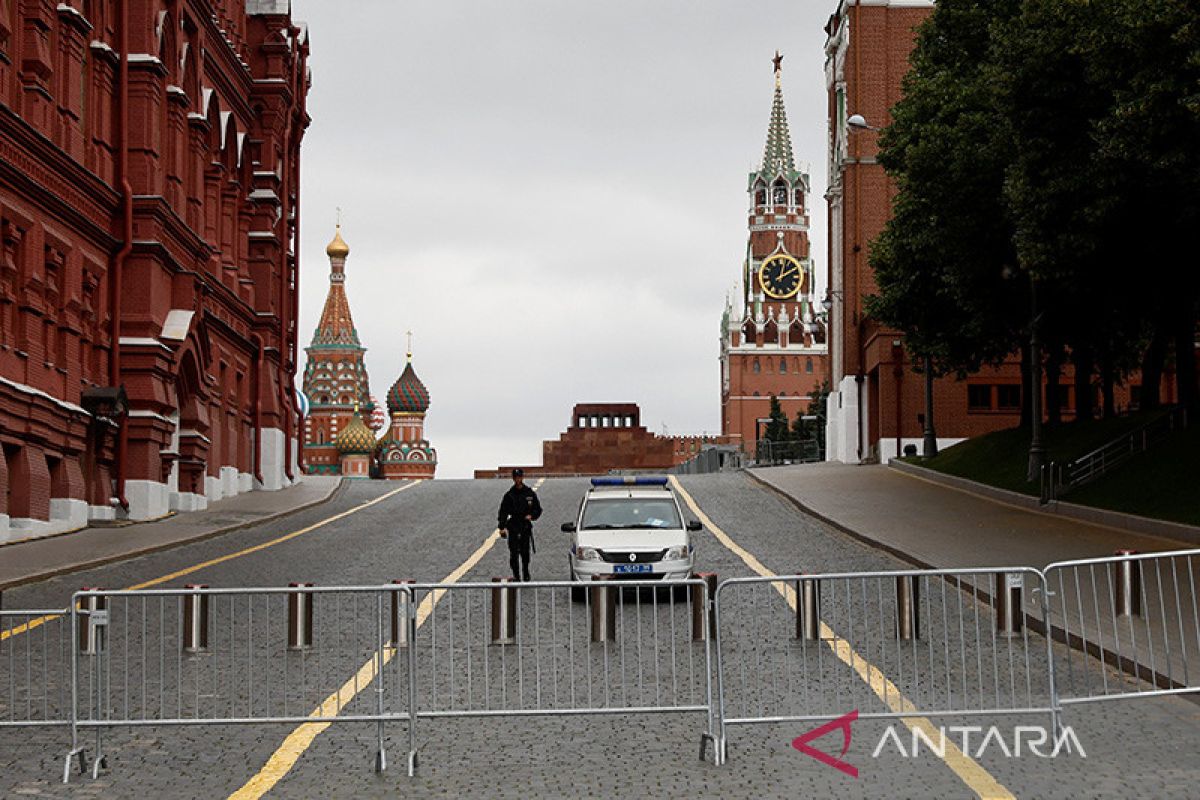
301,224,374,474
377,343,437,480
720,53,829,452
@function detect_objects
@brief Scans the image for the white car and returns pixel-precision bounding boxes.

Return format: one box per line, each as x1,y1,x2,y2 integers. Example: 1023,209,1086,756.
563,477,701,595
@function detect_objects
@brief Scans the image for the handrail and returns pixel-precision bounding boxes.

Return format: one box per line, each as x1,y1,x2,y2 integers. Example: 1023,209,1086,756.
1042,406,1188,503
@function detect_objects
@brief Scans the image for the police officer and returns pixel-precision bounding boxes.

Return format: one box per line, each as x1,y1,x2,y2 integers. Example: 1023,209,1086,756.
497,468,542,582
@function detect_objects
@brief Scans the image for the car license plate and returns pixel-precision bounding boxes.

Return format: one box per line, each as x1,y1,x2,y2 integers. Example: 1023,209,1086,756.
613,564,652,574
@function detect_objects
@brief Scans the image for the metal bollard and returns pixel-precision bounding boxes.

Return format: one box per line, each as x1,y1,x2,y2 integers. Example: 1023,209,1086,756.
1113,550,1142,618
287,582,314,650
182,584,209,652
994,572,1023,637
691,572,718,641
896,575,920,640
796,576,821,641
490,577,517,645
78,588,107,655
390,580,415,648
590,575,616,643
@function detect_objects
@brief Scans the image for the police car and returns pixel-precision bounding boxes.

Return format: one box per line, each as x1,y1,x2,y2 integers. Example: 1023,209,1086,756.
562,477,701,594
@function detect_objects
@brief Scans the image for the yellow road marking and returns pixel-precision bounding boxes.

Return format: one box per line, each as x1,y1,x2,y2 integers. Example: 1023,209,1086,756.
230,479,545,800
670,476,1015,800
0,481,421,644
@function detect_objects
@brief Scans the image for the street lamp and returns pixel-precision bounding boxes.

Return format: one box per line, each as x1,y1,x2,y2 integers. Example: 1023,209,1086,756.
847,113,879,132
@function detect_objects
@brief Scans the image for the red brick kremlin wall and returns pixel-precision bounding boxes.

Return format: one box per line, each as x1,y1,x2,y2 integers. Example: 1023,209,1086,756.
0,0,310,539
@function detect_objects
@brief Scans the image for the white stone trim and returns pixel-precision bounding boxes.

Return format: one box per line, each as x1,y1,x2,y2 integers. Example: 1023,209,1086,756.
0,376,90,415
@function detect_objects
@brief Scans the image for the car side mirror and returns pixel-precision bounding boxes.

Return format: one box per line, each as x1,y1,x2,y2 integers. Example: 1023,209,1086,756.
686,520,703,532
561,522,577,533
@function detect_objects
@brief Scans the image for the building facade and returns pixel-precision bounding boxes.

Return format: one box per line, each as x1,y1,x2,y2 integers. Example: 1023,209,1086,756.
821,0,1176,464
475,403,725,478
0,0,310,540
720,55,829,451
301,225,372,475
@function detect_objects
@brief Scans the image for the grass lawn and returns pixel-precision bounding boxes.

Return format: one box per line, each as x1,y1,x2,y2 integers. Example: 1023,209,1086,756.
1068,425,1200,527
908,410,1198,526
912,411,1168,497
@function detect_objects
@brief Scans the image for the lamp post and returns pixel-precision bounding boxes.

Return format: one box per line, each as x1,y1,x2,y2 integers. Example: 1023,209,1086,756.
1026,280,1045,481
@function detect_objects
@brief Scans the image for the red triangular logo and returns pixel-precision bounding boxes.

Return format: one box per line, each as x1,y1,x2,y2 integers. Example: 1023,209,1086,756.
791,709,859,778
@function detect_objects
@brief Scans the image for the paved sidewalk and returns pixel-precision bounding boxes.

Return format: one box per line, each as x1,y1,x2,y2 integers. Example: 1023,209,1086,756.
0,476,342,590
747,462,1192,570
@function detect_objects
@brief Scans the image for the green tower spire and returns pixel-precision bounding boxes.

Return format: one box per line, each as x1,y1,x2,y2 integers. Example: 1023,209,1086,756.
762,50,795,176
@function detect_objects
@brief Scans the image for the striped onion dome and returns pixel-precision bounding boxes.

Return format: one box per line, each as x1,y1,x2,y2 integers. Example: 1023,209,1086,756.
335,411,376,455
386,362,430,415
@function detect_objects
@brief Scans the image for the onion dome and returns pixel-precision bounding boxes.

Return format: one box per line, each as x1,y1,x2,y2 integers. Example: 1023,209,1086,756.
326,225,350,259
386,361,430,415
336,410,376,455
367,395,387,431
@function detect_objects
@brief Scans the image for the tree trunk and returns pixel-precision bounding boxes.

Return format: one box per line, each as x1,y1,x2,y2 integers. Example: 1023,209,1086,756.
1073,343,1095,422
1019,340,1032,429
1101,364,1116,418
1046,345,1063,427
1176,309,1199,414
1140,326,1167,411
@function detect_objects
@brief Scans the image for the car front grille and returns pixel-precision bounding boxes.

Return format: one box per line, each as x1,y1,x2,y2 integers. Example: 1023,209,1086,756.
600,549,667,564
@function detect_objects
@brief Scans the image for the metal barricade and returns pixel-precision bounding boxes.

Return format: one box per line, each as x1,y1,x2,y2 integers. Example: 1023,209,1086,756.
713,568,1055,762
404,578,716,771
1043,548,1200,709
0,608,72,728
64,584,414,782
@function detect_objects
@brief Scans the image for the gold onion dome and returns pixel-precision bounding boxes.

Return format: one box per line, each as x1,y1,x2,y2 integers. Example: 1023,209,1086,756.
326,225,350,259
336,410,376,455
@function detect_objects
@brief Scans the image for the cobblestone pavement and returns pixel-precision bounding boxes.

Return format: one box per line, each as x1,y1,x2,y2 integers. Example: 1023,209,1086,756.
1,473,1198,798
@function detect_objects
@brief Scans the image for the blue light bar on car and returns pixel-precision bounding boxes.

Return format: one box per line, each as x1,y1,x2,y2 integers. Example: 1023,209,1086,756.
590,477,669,487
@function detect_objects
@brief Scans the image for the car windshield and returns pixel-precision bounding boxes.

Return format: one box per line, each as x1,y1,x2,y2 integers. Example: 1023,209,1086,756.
581,497,682,530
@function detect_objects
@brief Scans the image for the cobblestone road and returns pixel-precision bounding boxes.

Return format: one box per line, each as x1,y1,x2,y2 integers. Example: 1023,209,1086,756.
1,473,1197,798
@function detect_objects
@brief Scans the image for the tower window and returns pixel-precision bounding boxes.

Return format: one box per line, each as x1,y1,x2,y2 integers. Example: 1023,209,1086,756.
779,358,787,374
806,358,813,374
752,359,760,374
773,181,787,204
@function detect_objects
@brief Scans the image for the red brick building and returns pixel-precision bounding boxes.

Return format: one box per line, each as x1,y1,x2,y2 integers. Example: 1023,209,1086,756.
720,56,828,452
0,0,310,540
474,403,725,478
821,0,1167,463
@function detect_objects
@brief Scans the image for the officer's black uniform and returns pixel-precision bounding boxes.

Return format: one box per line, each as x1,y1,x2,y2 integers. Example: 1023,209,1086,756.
497,472,542,581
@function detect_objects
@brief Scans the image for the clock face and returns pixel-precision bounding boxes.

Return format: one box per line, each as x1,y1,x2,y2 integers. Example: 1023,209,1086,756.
758,254,804,299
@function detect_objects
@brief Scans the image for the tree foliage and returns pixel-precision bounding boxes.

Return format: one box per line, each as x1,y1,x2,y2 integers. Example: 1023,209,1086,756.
867,0,1200,416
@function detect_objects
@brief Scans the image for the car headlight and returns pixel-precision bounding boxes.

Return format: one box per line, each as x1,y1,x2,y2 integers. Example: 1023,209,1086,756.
576,547,601,562
664,546,689,561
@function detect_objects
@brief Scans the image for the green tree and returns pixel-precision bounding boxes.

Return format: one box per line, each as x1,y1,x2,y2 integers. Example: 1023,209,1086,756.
763,395,790,444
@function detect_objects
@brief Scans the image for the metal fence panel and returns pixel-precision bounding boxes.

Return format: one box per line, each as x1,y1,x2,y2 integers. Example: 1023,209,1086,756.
1044,549,1200,706
0,609,71,727
408,579,713,718
713,568,1056,759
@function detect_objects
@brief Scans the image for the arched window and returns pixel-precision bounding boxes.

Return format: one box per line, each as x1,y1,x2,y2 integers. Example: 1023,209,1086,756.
772,180,787,205
806,358,814,374
752,359,760,374
794,189,803,207
779,358,787,374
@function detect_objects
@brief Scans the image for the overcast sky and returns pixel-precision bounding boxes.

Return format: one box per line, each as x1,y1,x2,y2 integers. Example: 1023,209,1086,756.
291,0,834,478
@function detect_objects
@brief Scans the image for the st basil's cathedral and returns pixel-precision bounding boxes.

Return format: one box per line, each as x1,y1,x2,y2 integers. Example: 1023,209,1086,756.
301,225,437,479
